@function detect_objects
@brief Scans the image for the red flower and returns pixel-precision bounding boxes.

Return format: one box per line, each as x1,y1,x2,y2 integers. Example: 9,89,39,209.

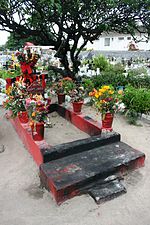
15,51,21,56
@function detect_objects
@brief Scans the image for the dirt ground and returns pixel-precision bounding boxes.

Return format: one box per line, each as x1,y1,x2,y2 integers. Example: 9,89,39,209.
44,111,90,146
0,104,150,225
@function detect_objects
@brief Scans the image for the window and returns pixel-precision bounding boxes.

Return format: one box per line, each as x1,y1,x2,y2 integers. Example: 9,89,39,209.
127,37,131,40
104,38,110,46
118,37,124,40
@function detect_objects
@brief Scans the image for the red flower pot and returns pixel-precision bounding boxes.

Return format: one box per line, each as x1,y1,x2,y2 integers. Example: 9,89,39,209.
102,113,114,129
32,122,44,141
18,111,29,123
72,101,84,113
57,93,65,104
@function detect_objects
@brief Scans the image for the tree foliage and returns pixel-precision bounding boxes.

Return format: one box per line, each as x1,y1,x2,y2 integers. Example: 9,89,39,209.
0,0,150,78
5,33,41,50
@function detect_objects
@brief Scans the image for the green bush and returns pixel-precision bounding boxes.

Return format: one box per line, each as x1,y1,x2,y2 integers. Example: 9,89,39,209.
91,63,127,88
126,67,150,88
122,85,150,115
122,85,150,124
82,78,94,95
93,55,110,71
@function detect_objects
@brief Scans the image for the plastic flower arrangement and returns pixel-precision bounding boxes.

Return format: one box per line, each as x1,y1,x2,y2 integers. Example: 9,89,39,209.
69,84,85,102
16,48,40,75
26,95,49,124
89,85,123,115
3,83,27,117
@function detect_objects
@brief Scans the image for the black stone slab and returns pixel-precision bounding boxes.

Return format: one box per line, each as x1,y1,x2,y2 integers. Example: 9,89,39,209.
48,103,58,113
41,132,121,163
40,141,145,203
79,174,124,193
89,179,126,204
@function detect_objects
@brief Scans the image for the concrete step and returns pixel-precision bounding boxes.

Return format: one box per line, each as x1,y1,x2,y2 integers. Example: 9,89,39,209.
88,178,126,204
40,132,120,163
40,141,145,204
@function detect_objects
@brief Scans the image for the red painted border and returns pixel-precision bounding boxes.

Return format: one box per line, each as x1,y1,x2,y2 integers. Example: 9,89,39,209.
8,104,103,165
57,104,102,136
10,117,48,166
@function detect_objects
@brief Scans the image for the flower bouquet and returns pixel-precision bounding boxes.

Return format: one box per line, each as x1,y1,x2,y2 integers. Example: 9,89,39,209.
3,82,28,122
52,77,75,94
52,77,75,104
26,97,49,141
89,85,124,128
16,48,40,75
26,97,49,124
68,83,85,113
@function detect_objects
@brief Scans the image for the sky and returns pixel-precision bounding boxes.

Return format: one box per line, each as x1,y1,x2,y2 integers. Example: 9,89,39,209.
0,31,10,45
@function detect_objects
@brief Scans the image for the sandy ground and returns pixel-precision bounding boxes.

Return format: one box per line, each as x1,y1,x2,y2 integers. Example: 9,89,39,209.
0,104,150,225
44,111,89,146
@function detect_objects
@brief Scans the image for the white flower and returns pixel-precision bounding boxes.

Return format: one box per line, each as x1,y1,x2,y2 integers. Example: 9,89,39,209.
114,102,126,112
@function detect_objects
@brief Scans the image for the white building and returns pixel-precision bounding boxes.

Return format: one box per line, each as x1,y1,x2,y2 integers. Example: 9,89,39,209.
86,32,150,51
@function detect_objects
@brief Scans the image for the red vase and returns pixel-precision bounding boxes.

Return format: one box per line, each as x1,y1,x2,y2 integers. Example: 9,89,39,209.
58,93,65,104
102,113,114,129
72,101,84,113
18,111,29,123
32,122,44,141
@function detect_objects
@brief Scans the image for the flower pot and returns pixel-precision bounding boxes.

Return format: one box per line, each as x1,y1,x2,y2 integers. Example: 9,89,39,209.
102,113,114,129
72,101,84,113
18,111,29,123
57,93,65,104
32,122,44,141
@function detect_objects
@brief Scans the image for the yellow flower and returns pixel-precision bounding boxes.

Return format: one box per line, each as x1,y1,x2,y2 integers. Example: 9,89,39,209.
32,112,36,117
95,93,99,98
99,88,105,93
102,85,110,90
108,90,114,94
5,86,12,95
98,91,102,96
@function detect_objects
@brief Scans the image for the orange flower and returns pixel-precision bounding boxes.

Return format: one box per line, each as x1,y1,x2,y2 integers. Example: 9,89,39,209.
29,121,34,126
63,77,72,81
89,88,97,97
5,99,9,103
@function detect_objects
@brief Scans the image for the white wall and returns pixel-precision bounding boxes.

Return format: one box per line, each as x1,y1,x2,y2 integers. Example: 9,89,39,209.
85,33,150,51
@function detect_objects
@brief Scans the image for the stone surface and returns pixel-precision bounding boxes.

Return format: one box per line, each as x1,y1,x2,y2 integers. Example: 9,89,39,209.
89,179,126,204
40,141,145,204
41,132,120,162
